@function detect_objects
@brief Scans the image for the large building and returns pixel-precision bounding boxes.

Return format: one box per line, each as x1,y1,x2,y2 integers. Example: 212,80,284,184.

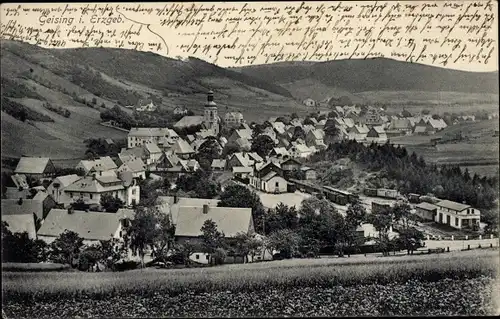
204,90,220,135
434,200,481,230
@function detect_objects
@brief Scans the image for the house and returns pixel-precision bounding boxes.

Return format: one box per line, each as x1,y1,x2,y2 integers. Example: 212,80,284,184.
135,98,157,112
143,142,163,164
38,209,125,245
127,128,170,149
272,122,287,136
211,159,227,171
119,147,149,164
346,125,369,141
1,198,43,237
31,192,57,219
224,112,245,128
180,159,200,172
63,173,140,207
269,147,291,161
235,137,252,151
219,136,228,148
173,115,205,130
362,108,384,126
356,223,399,242
288,143,313,159
303,98,316,107
232,166,254,179
280,157,302,172
47,174,82,206
76,157,118,176
195,129,217,140
300,166,317,180
388,119,412,134
434,200,481,230
415,202,438,221
191,138,207,153
228,129,253,144
1,199,37,239
174,205,254,264
305,129,326,149
116,157,147,180
173,106,188,115
14,157,56,179
365,126,387,143
226,152,262,169
171,139,195,159
158,196,221,225
249,162,287,194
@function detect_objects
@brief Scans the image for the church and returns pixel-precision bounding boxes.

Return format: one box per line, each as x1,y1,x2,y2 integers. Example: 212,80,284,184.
173,90,220,135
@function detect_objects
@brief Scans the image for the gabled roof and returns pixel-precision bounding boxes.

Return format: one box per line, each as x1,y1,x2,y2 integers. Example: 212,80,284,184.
2,213,37,239
234,129,252,140
51,175,81,189
390,119,412,130
413,126,427,133
119,157,146,173
79,157,117,172
128,127,169,137
271,147,290,157
120,147,147,160
235,137,251,149
38,209,121,241
309,129,325,140
230,152,255,167
144,142,162,154
1,199,44,220
233,166,254,173
290,143,311,153
175,206,253,237
172,139,195,154
248,152,263,162
15,157,52,175
416,202,439,211
342,118,355,128
436,200,471,212
186,135,196,143
32,191,49,202
174,116,205,128
158,196,221,225
64,177,124,193
211,159,227,169
262,171,278,181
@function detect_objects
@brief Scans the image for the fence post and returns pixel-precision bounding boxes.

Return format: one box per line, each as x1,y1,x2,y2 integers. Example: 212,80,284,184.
467,244,470,250
465,235,468,240
451,235,454,241
447,247,450,252
490,243,493,248
427,235,430,241
479,235,482,240
491,234,494,239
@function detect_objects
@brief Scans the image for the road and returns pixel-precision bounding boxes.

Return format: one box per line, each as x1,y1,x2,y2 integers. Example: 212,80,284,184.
422,238,499,251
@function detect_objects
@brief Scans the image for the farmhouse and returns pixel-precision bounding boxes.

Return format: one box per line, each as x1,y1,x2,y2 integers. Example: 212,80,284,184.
300,166,317,180
127,128,170,149
116,157,147,180
174,205,254,264
365,126,387,143
158,196,220,225
434,200,481,230
211,159,226,171
38,209,125,245
14,157,56,179
171,139,195,159
76,157,117,176
249,162,287,194
1,199,42,238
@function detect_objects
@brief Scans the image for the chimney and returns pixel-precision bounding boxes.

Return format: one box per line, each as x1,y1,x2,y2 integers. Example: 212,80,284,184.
17,198,23,205
203,204,209,214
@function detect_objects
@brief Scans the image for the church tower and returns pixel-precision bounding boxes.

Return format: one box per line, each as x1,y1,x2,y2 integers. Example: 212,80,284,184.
203,90,219,135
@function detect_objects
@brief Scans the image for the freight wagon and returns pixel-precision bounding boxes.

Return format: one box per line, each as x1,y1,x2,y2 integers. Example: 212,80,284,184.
364,188,378,197
289,179,323,195
323,186,359,206
407,193,421,203
376,188,399,199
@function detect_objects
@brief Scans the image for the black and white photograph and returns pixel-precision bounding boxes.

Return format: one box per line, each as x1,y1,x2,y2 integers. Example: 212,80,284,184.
0,1,499,317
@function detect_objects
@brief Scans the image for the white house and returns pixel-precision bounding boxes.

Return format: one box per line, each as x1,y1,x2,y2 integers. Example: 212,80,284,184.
63,173,140,207
434,200,481,230
288,143,313,159
76,157,118,176
365,126,388,143
116,157,147,180
127,128,170,149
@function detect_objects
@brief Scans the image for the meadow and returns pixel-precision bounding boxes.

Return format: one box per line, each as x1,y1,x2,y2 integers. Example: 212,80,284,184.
2,249,499,317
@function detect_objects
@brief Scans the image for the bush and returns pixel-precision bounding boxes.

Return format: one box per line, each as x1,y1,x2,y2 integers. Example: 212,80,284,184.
42,102,71,118
1,97,54,122
1,263,70,272
113,261,140,272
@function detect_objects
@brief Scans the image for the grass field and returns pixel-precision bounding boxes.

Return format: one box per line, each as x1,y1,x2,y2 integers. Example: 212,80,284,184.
2,249,499,317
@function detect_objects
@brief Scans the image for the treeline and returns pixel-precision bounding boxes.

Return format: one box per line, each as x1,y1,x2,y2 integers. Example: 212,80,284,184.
42,102,71,118
1,77,45,100
100,105,184,130
310,140,498,210
1,97,54,122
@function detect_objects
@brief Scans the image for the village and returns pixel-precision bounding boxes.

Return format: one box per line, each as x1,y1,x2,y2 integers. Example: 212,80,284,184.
2,90,498,270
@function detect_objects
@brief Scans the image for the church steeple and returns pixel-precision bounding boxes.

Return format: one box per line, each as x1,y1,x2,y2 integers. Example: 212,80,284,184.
203,89,219,134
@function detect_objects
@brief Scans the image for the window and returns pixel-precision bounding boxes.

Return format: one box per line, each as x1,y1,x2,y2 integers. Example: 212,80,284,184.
90,194,93,199
206,255,210,260
195,254,200,260
52,190,55,195
70,193,73,198
119,231,122,237
132,189,136,195
275,182,279,187
455,218,459,226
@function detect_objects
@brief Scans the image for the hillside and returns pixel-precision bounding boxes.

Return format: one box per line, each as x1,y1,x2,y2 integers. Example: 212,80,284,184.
1,40,309,161
234,58,499,98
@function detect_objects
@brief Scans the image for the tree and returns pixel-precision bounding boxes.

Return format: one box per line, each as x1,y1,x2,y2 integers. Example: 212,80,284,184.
264,203,299,235
124,207,156,268
343,201,368,256
324,119,340,144
200,219,225,254
1,222,48,263
266,229,301,259
233,232,262,263
78,244,103,271
148,209,176,263
196,137,222,170
251,134,275,158
367,210,394,257
49,230,84,266
100,193,124,213
392,202,424,255
291,126,306,142
222,142,241,158
171,240,200,266
218,185,266,233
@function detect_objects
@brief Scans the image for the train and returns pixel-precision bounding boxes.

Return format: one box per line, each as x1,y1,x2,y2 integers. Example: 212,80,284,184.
289,179,359,206
364,188,399,199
